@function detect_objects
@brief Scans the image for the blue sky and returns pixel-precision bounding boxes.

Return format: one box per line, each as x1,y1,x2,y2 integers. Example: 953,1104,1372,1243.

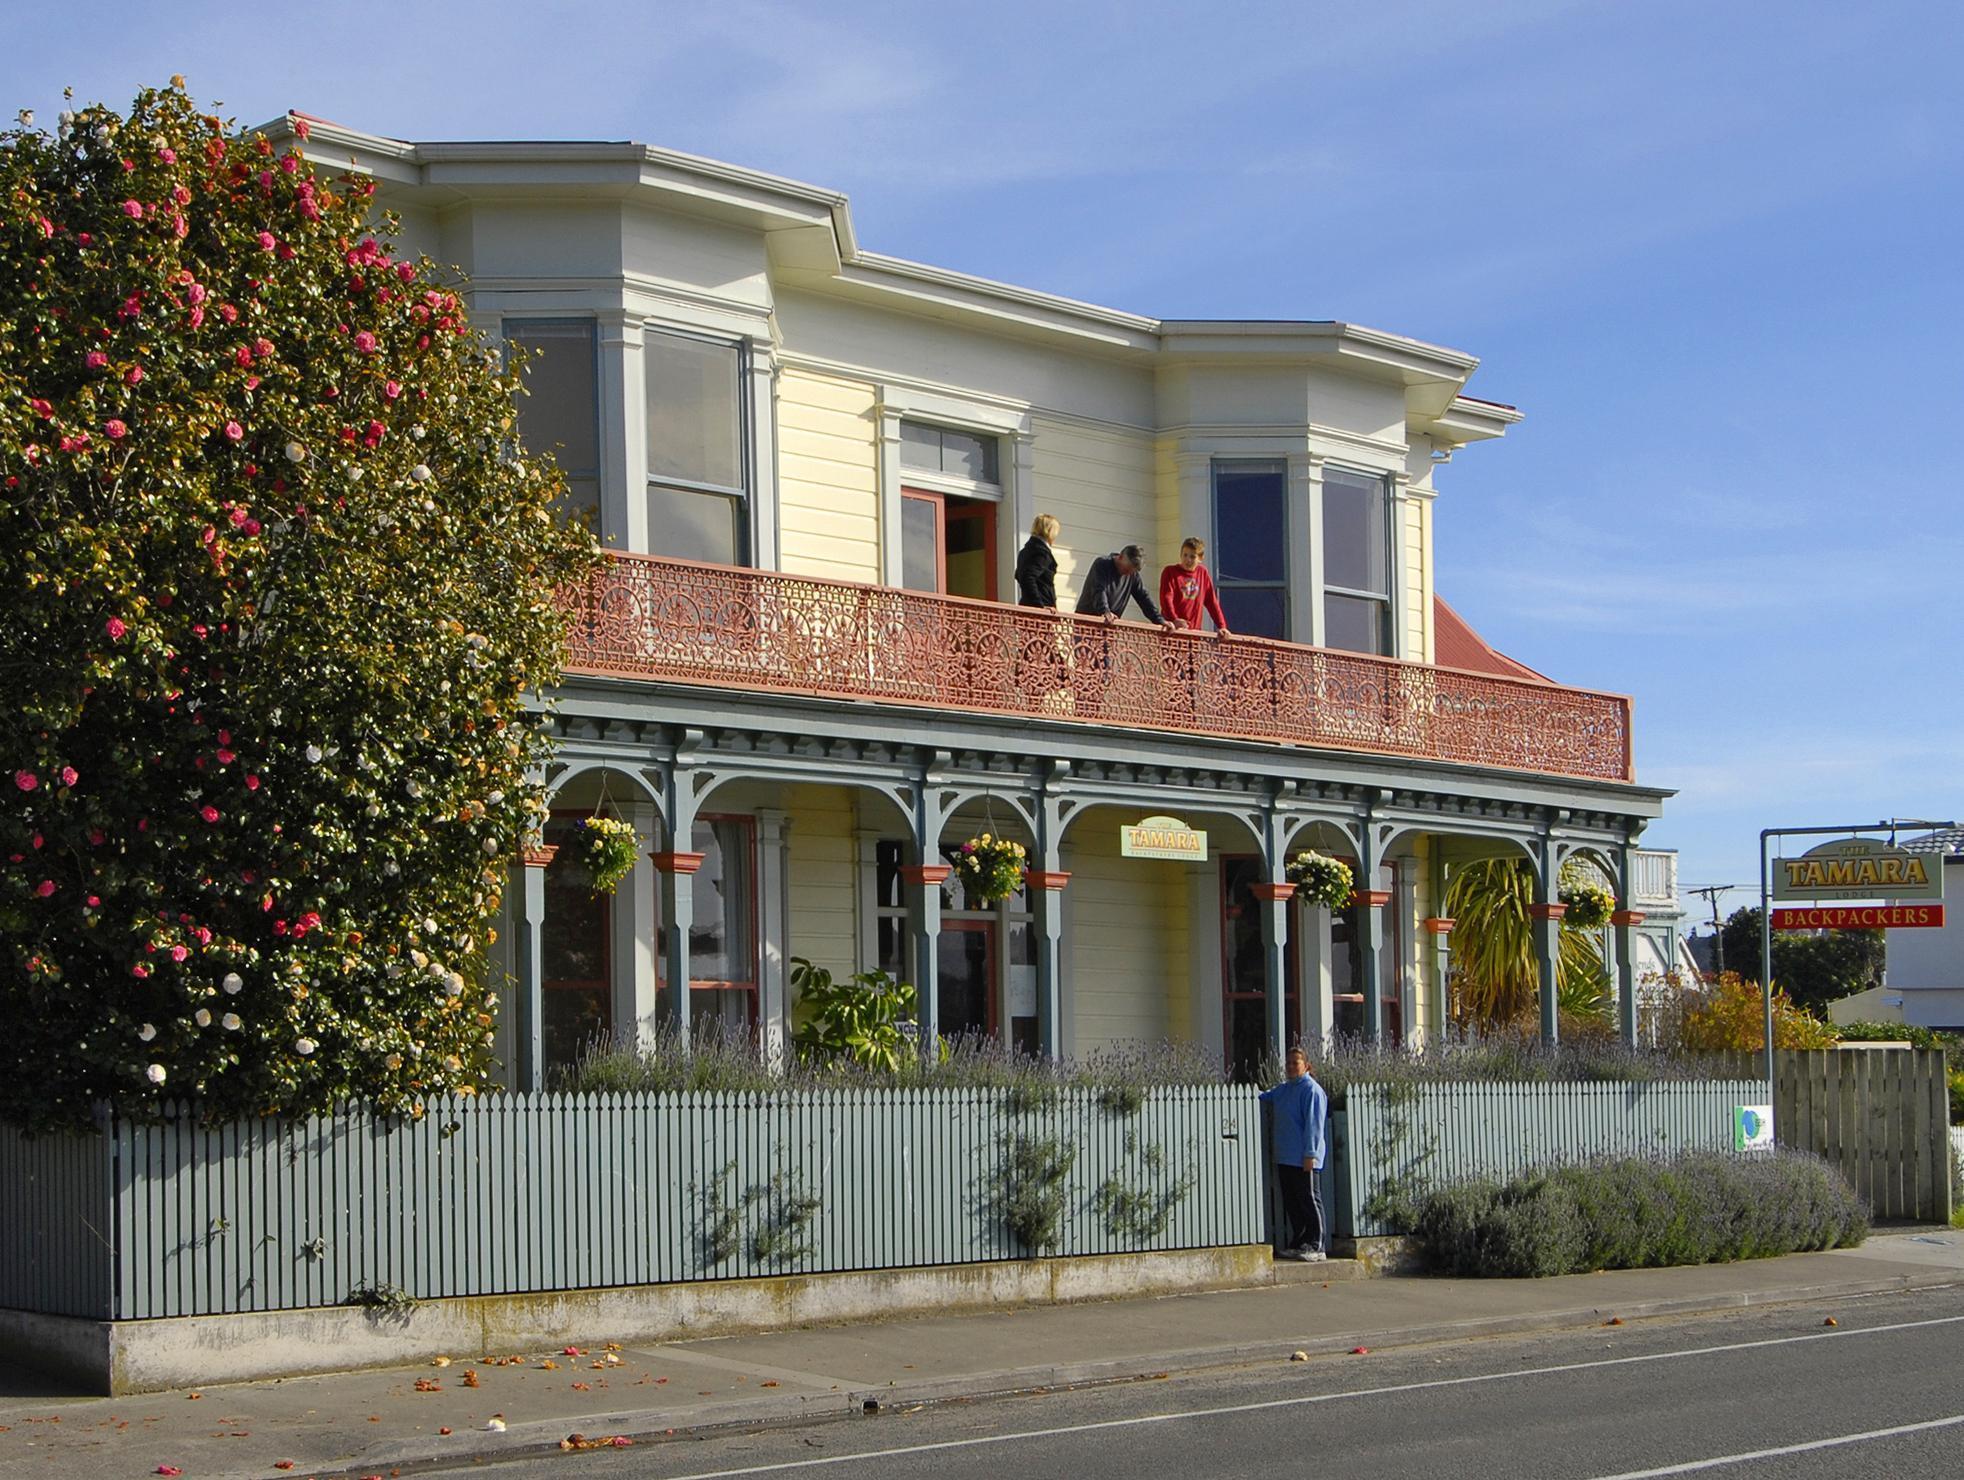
9,1,1961,917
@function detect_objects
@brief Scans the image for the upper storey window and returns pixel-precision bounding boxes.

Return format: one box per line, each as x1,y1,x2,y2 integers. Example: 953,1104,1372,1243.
1212,460,1288,640
505,319,600,529
900,420,1000,488
647,329,748,565
1321,467,1391,656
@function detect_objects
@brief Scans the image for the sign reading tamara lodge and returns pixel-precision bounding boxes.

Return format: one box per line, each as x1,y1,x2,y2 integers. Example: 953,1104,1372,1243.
1772,837,1945,903
1120,815,1209,862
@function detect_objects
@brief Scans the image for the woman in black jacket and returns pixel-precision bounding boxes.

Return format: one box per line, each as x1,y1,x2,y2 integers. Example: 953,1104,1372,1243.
1015,512,1060,608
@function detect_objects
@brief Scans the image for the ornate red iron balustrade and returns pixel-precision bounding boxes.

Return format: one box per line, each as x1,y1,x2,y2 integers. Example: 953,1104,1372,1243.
560,554,1634,784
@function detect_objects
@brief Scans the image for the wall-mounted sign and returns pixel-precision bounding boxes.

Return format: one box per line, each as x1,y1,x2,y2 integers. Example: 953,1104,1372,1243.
1773,905,1945,931
1772,837,1944,903
1734,1105,1774,1153
1120,814,1208,862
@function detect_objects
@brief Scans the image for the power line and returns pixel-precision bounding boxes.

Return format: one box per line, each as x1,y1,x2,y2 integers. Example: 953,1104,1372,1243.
1687,884,1742,975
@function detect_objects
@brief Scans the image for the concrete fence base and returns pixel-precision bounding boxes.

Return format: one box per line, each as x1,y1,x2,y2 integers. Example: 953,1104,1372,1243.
10,1242,1294,1395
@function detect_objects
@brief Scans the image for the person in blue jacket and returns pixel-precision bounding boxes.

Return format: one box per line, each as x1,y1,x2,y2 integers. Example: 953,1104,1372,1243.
1259,1046,1328,1261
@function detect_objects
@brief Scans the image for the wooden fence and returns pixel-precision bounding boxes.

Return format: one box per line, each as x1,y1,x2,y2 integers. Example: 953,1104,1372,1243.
1759,1049,1951,1223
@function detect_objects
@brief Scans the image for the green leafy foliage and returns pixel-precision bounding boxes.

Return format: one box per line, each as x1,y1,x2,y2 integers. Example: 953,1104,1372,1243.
1094,1137,1196,1241
790,957,919,1073
996,1132,1076,1252
1443,858,1608,1028
570,816,637,895
1405,1151,1867,1277
1285,850,1354,912
0,84,599,1128
952,833,1026,905
1718,907,1886,1013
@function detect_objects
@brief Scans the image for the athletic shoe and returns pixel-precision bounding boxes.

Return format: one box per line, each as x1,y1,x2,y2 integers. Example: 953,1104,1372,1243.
1305,1249,1328,1263
1276,1247,1309,1261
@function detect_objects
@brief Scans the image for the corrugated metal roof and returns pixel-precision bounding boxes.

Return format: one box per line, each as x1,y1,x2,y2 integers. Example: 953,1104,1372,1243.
1433,596,1551,684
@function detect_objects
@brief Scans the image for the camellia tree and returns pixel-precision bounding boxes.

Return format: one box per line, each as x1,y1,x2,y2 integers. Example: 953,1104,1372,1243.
0,82,599,1129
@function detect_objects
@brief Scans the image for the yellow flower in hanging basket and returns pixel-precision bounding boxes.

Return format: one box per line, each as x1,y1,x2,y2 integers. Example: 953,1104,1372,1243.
955,834,1026,905
573,816,638,895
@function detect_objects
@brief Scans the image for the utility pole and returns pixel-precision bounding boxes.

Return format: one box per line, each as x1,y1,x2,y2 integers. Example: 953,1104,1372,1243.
1687,884,1739,976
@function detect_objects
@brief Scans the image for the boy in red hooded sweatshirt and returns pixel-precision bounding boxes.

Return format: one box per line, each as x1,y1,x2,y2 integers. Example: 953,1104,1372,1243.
1159,537,1232,636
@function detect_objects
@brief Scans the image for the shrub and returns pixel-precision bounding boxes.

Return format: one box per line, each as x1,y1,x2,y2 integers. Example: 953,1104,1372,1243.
1677,972,1840,1052
790,957,918,1073
1405,1150,1866,1277
0,84,597,1128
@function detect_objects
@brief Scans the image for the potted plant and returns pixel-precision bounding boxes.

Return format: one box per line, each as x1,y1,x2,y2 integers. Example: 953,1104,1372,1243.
571,816,639,895
1286,850,1355,912
1559,880,1616,929
954,833,1027,905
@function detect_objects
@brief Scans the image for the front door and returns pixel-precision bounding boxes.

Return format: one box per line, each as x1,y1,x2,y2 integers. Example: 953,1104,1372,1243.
901,487,996,601
937,918,997,1042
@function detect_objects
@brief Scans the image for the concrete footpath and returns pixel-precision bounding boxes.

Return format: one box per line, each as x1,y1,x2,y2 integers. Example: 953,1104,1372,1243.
2,1231,1960,1480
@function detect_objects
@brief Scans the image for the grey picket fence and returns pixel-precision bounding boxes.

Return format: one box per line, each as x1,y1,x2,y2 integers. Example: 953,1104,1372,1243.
1332,1079,1764,1238
0,1085,1264,1321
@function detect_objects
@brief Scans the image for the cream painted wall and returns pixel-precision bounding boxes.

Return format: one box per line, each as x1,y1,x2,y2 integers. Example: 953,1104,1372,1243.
777,369,882,583
783,784,860,986
1064,826,1193,1053
1031,415,1158,608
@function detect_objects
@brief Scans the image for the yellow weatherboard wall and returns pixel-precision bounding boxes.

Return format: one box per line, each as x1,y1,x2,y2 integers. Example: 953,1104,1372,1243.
784,785,859,989
777,368,881,584
1066,825,1192,1053
1030,415,1156,608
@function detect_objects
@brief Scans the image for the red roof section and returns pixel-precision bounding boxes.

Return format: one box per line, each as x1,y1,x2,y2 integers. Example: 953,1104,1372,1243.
1433,596,1550,684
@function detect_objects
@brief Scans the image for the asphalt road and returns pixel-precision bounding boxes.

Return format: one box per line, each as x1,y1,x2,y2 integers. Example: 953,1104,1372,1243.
418,1284,1964,1480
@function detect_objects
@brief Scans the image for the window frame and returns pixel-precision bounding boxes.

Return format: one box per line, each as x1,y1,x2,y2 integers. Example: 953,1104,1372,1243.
897,419,1003,498
644,325,753,566
1210,458,1291,641
656,814,761,1030
1318,463,1395,657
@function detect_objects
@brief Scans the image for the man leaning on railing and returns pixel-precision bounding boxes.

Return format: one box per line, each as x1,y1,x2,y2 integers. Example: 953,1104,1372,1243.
1073,544,1173,629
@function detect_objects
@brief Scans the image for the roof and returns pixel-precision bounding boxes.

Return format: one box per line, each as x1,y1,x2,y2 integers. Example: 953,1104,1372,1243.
1433,597,1551,684
1900,827,1964,858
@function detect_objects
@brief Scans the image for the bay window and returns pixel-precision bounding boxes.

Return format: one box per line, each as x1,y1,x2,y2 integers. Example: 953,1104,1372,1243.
1211,460,1289,640
1320,466,1392,655
504,319,600,530
646,329,748,565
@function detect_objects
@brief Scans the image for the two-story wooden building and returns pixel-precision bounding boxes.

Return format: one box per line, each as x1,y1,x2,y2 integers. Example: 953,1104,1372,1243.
271,116,1671,1084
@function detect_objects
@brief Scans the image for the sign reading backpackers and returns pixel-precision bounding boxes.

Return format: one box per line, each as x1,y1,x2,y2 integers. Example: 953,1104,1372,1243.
1772,836,1945,903
1120,814,1209,862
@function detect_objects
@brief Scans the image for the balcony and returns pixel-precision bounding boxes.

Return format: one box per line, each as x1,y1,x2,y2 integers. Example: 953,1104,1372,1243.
560,554,1634,784
1629,849,1680,908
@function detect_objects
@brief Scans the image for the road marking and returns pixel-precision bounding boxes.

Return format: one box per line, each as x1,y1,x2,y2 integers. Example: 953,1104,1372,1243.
646,1311,1964,1479
1588,1412,1964,1477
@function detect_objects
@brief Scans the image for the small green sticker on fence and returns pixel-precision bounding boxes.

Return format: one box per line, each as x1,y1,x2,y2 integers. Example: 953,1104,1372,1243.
1735,1105,1773,1152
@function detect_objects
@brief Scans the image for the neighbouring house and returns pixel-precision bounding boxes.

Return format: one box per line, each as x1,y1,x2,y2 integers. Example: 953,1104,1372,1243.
1828,828,1964,1031
268,116,1670,1084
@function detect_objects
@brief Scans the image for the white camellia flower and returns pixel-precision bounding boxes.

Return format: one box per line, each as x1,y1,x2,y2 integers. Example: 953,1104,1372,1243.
384,861,400,877
222,972,243,994
481,837,499,856
487,790,504,806
146,1064,166,1084
17,109,33,127
193,1008,212,1028
294,1037,317,1056
285,441,307,463
410,463,432,483
138,1022,157,1042
405,779,423,799
385,1053,403,1070
412,424,427,440
445,971,466,997
305,744,324,764
221,1013,242,1032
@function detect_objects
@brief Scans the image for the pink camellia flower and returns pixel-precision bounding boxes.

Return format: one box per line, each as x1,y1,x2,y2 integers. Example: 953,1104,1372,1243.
200,805,220,823
244,518,261,536
218,302,239,323
215,747,234,763
13,771,37,792
169,944,189,963
299,197,321,221
28,398,52,419
171,184,190,205
186,282,207,305
35,880,55,899
158,146,177,164
105,617,127,640
104,419,128,440
223,421,244,442
384,380,402,400
86,895,100,908
36,216,54,238
256,230,276,251
132,963,150,979
353,331,378,354
235,346,253,367
396,262,415,283
60,767,78,787
294,116,311,140
125,366,144,386
363,420,385,448
253,337,273,358
188,305,205,328
245,775,261,791
121,199,143,219
85,350,107,369
88,829,105,846
244,375,260,392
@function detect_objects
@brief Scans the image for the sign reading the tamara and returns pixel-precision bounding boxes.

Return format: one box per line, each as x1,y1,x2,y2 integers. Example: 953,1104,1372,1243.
1773,905,1946,931
1772,837,1944,903
1120,814,1208,862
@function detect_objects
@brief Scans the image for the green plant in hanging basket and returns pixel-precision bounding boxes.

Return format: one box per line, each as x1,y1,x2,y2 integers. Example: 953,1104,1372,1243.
1559,880,1616,929
954,833,1027,905
572,816,639,895
1286,850,1356,912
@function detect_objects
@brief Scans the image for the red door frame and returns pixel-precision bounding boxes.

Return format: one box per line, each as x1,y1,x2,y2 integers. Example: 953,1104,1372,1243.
901,486,997,602
938,916,999,1037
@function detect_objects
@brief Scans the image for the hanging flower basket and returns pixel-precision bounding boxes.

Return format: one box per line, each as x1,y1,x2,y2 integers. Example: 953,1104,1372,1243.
572,816,639,895
1286,850,1355,913
1559,881,1616,929
954,833,1027,905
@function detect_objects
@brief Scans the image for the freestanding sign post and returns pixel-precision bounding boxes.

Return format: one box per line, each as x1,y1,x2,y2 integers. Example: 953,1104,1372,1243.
1756,818,1953,1085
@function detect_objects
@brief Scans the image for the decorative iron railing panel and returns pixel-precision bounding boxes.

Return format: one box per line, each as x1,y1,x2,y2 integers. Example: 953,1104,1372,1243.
561,555,1635,783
